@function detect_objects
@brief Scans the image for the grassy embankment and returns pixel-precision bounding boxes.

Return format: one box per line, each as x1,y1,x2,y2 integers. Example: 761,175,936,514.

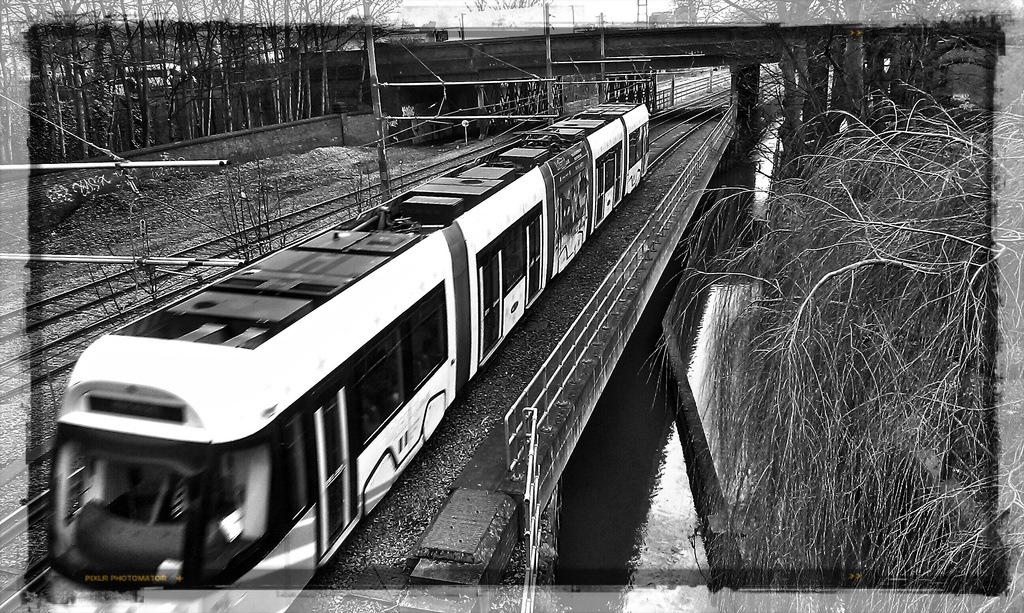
688,98,1024,594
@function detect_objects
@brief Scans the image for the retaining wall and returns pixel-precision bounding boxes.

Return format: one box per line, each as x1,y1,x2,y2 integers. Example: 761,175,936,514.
9,112,380,234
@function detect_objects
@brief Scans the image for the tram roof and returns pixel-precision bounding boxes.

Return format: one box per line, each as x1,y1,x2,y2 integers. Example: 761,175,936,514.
393,103,642,229
112,103,644,353
116,229,423,350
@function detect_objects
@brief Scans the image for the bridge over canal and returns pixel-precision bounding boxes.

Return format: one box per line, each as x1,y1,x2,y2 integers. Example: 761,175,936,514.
295,96,740,613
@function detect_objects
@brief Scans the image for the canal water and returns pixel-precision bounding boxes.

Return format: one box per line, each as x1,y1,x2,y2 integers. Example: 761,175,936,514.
552,149,767,611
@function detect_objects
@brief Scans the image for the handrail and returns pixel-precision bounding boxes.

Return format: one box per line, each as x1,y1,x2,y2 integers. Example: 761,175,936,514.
503,102,737,472
654,73,732,112
520,407,541,613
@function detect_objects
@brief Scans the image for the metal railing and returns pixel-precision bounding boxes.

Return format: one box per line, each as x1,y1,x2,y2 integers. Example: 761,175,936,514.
520,407,541,613
503,102,738,474
654,72,732,112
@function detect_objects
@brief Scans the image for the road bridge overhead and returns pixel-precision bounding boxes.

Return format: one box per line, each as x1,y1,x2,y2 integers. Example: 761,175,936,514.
317,19,1004,84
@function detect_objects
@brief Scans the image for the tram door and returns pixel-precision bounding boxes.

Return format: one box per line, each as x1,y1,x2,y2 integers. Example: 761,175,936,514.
479,248,501,359
314,389,357,558
500,222,527,336
479,216,534,361
594,150,620,226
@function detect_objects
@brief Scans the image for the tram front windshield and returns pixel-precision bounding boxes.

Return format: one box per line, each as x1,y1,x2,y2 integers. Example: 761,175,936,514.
51,434,201,582
51,429,272,586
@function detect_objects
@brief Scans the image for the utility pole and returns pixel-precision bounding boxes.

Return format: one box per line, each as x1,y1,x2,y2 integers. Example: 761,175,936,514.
544,2,554,118
363,0,391,198
598,13,606,103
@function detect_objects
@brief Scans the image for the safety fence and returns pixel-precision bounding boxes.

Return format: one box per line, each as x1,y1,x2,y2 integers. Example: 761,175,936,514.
653,70,732,112
510,103,736,613
503,101,738,476
520,407,541,613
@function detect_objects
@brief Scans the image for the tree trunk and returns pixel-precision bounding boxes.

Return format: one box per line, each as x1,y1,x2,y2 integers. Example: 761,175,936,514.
136,2,151,148
174,19,195,140
28,24,60,161
827,32,848,136
111,18,136,150
267,25,281,124
776,0,810,166
203,25,215,135
778,40,805,164
283,23,294,122
92,20,112,151
804,36,830,148
300,26,312,119
52,42,67,159
66,24,90,159
842,0,866,121
320,26,329,116
220,24,233,133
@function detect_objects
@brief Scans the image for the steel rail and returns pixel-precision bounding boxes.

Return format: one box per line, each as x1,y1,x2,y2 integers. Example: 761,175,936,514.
0,92,726,489
0,96,729,610
503,103,737,471
0,78,714,331
0,130,529,354
0,91,726,478
0,122,547,486
0,124,537,331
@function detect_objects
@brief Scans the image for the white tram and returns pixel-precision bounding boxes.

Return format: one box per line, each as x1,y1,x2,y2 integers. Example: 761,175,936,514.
49,103,649,606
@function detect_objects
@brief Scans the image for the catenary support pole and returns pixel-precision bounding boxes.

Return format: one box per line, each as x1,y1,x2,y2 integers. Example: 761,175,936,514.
599,13,606,103
363,0,391,198
544,2,554,119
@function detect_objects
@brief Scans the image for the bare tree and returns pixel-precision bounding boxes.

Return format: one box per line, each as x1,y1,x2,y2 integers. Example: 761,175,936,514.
465,0,544,11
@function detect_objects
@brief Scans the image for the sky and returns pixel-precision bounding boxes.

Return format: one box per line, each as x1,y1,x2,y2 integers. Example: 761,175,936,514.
394,0,676,29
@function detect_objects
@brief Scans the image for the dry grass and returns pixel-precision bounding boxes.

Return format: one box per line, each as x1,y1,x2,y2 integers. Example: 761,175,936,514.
686,98,1024,594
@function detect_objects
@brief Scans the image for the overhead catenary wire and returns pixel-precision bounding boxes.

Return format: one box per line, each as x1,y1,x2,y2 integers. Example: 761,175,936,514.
452,39,543,80
399,42,449,123
2,160,230,172
0,92,127,162
0,254,243,267
379,78,557,87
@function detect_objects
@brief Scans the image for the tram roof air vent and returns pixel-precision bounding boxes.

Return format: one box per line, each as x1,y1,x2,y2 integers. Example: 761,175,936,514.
169,290,310,324
347,232,420,255
299,230,370,252
399,195,466,227
458,166,514,180
499,147,547,160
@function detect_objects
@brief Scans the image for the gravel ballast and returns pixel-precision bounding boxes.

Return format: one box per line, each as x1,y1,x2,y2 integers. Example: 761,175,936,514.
306,118,722,605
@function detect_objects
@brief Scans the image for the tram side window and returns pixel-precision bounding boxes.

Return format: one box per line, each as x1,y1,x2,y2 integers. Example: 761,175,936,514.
204,443,271,565
628,130,642,167
502,222,526,294
283,415,309,519
526,210,541,300
354,330,405,443
406,287,447,391
479,245,501,353
603,157,617,192
320,396,344,469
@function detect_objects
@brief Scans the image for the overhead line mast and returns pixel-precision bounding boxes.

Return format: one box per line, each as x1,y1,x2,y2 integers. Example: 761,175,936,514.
364,0,391,199
544,2,555,120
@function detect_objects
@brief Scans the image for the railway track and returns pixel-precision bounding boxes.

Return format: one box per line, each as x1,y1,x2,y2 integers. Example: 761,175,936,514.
0,82,728,420
0,82,731,613
0,130,534,405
